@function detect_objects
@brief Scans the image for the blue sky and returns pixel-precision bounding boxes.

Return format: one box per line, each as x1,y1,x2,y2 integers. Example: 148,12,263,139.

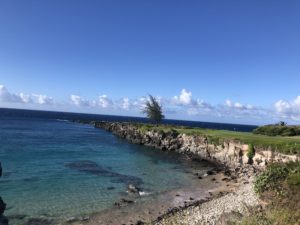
0,0,300,125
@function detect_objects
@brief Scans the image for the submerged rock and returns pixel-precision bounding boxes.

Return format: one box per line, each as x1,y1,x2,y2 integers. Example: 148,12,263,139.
107,186,115,190
127,184,141,194
0,197,6,215
0,215,8,225
114,198,134,207
65,160,143,186
7,214,27,220
24,218,54,225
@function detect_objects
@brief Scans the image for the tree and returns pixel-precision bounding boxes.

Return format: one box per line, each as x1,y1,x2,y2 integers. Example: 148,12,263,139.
279,121,287,126
142,95,165,123
276,121,287,126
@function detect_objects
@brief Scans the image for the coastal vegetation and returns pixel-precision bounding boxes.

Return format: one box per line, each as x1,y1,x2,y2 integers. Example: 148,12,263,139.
230,161,300,225
135,123,300,155
253,123,300,137
142,95,164,123
247,144,255,164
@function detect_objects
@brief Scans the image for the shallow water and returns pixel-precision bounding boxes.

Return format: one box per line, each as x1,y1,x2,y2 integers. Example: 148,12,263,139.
0,116,212,224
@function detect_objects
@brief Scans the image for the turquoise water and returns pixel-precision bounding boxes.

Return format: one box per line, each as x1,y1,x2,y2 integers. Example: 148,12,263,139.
0,116,210,224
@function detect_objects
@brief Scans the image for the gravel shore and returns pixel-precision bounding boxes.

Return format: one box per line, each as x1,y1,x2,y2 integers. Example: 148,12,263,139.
154,178,259,225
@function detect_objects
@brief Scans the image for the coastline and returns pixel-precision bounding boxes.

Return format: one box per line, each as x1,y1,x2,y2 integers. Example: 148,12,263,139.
84,121,298,225
63,121,266,225
66,167,253,225
10,120,297,225
64,161,258,225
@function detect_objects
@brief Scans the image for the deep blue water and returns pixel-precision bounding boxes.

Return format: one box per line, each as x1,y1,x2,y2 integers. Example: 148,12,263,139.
0,109,216,224
0,108,257,132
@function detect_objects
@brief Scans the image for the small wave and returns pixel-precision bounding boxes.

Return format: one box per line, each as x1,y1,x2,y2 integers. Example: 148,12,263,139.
56,119,69,122
139,191,152,196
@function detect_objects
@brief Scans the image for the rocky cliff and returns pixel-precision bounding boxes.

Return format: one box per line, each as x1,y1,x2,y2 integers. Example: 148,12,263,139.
95,122,299,169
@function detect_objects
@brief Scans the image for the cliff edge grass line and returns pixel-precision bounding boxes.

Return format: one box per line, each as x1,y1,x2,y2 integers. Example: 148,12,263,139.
94,121,300,156
135,123,300,155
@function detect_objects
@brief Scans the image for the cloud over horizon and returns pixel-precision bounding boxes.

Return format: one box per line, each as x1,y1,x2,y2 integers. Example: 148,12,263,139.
1,84,300,124
275,96,300,121
0,85,54,105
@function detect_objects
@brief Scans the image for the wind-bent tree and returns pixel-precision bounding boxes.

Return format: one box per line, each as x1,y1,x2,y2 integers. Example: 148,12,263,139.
142,95,165,123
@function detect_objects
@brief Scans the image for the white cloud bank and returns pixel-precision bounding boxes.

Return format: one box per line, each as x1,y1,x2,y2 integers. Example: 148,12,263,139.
0,85,53,105
2,84,300,124
70,95,92,107
275,96,300,121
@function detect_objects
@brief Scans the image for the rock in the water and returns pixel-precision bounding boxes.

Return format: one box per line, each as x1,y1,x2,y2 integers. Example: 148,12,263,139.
114,198,134,207
8,214,26,220
0,215,8,225
65,160,143,186
24,218,53,225
127,184,141,193
0,162,2,177
107,186,115,190
0,197,6,215
206,170,215,175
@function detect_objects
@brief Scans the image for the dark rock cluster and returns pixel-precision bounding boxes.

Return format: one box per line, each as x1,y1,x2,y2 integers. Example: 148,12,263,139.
94,122,268,174
95,122,183,151
0,163,9,225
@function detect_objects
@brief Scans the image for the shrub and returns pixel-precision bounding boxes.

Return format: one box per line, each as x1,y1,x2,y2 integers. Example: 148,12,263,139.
253,125,300,137
254,161,300,194
247,144,255,159
255,164,288,194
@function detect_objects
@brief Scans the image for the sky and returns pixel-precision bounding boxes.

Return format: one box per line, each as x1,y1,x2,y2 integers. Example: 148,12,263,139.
0,0,300,125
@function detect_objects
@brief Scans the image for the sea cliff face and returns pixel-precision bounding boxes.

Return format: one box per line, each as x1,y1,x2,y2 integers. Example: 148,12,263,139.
95,121,299,169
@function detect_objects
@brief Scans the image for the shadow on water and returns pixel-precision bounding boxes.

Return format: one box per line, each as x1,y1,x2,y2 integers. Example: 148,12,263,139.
65,160,143,186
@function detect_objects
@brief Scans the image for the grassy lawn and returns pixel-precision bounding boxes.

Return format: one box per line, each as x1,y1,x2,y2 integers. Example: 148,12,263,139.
134,123,300,155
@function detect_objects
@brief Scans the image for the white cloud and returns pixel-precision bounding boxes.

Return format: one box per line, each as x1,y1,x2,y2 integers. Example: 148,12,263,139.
33,94,54,105
4,84,299,124
275,96,300,120
133,97,147,109
20,93,32,103
0,85,53,105
0,85,23,103
225,99,232,107
70,95,91,107
121,97,130,110
173,89,193,105
98,95,113,108
225,99,253,110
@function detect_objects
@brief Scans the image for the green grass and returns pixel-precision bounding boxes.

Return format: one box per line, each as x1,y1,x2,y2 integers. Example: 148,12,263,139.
134,123,300,155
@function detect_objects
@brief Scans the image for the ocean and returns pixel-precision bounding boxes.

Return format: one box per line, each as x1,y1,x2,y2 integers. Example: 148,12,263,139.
0,108,257,224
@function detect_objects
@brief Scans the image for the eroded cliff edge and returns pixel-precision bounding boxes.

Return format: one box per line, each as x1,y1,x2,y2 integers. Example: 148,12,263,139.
95,121,299,169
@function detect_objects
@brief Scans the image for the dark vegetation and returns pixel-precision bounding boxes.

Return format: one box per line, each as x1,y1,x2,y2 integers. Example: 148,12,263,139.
142,95,164,123
247,144,255,164
253,122,300,137
231,161,300,225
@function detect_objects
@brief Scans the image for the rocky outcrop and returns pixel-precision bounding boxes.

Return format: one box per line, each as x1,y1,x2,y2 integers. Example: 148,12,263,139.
0,192,8,225
95,122,299,169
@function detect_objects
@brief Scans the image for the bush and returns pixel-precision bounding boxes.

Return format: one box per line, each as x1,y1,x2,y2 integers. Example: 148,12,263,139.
234,161,300,225
253,125,300,136
254,161,300,194
247,144,255,159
